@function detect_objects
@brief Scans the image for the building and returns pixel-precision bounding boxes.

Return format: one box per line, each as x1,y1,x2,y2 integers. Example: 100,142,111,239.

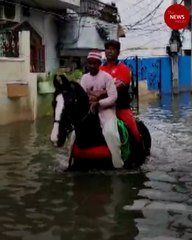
57,0,124,69
105,0,191,57
182,0,191,56
0,0,124,125
0,0,80,72
0,0,80,125
0,0,123,70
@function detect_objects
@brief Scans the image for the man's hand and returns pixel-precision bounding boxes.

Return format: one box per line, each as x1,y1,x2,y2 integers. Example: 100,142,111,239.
87,89,106,102
89,94,98,104
114,79,125,89
90,101,99,114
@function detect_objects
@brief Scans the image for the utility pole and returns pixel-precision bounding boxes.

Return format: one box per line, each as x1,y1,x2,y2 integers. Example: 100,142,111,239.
170,31,180,94
169,0,182,94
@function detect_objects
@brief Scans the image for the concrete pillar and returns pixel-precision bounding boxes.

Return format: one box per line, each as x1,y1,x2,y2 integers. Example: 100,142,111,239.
18,31,37,121
19,31,30,75
170,40,179,95
171,54,179,94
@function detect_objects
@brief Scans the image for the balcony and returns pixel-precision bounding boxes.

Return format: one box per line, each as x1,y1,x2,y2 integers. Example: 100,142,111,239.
79,0,120,23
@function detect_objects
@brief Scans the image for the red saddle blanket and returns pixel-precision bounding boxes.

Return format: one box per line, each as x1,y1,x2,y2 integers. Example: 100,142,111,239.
72,144,111,159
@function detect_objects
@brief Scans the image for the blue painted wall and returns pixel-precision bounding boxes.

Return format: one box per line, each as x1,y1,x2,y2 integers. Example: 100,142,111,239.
120,55,191,95
160,57,172,95
178,56,191,92
139,57,160,91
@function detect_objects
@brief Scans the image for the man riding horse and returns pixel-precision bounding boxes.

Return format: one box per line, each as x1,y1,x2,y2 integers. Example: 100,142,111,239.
81,49,123,168
88,40,143,147
50,40,151,170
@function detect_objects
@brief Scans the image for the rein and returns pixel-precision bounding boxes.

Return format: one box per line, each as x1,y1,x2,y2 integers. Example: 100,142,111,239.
53,84,93,136
79,109,92,123
54,109,91,125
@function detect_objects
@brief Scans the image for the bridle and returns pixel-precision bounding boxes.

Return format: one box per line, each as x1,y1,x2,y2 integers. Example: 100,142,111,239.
53,89,91,135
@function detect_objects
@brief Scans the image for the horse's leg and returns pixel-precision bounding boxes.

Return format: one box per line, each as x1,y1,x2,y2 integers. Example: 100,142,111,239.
70,157,114,171
65,131,76,171
67,152,73,170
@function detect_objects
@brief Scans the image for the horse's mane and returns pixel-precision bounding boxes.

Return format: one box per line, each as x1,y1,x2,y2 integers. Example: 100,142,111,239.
53,74,88,101
52,74,105,147
70,81,89,105
52,74,89,112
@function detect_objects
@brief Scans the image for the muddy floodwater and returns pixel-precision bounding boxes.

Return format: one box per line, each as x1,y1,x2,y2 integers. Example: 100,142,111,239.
0,93,192,240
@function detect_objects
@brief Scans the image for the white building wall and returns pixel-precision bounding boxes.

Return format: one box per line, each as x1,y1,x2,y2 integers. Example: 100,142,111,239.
0,32,36,125
119,49,166,58
181,29,191,50
44,15,59,71
21,9,59,71
59,16,118,51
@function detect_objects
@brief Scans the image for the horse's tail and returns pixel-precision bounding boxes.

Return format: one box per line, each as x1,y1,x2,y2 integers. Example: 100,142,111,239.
136,119,151,156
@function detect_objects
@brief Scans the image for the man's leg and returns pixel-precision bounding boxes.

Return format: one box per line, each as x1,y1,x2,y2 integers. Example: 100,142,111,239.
117,109,142,143
102,116,124,169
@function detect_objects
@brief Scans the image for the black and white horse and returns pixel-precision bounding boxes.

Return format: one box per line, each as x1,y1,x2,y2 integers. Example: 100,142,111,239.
50,75,151,171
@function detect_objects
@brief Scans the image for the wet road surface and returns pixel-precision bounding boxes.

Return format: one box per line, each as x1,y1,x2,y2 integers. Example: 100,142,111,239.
0,93,192,240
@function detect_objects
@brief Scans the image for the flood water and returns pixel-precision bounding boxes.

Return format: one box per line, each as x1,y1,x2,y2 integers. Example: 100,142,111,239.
0,93,192,240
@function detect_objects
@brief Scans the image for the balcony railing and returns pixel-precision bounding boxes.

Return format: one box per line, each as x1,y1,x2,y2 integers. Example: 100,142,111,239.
79,0,120,23
0,31,19,58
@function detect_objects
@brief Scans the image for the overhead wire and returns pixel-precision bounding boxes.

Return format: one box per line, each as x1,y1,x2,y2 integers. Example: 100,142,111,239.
116,0,176,51
128,0,164,28
1,0,180,51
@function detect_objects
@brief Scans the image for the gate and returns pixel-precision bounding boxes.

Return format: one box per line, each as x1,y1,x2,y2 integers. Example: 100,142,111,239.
122,56,161,112
119,55,190,112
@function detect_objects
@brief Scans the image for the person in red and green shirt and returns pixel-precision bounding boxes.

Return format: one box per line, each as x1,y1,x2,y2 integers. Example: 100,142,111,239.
88,40,142,144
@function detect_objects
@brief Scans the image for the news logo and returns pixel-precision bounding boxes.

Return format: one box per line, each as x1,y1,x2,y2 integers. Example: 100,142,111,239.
164,4,190,30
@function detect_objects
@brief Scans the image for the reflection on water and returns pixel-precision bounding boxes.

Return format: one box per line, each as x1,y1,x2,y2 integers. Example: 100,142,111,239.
0,93,192,240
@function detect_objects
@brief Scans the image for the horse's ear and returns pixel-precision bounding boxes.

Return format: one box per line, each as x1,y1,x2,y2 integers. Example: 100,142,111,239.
53,74,62,90
60,74,70,88
53,74,70,91
70,81,76,90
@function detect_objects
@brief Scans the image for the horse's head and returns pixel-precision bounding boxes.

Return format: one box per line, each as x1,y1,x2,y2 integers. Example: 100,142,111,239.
50,74,89,147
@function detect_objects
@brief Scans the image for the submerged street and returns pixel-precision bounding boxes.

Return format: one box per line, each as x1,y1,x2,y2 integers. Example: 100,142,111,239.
0,93,192,240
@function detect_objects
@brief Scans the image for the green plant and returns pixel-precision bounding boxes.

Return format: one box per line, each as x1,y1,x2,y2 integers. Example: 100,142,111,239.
37,70,57,84
37,69,83,86
37,72,55,94
37,74,45,82
65,69,83,82
46,70,57,84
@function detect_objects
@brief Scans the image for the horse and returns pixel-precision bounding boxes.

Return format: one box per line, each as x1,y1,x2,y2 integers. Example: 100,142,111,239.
50,74,151,171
